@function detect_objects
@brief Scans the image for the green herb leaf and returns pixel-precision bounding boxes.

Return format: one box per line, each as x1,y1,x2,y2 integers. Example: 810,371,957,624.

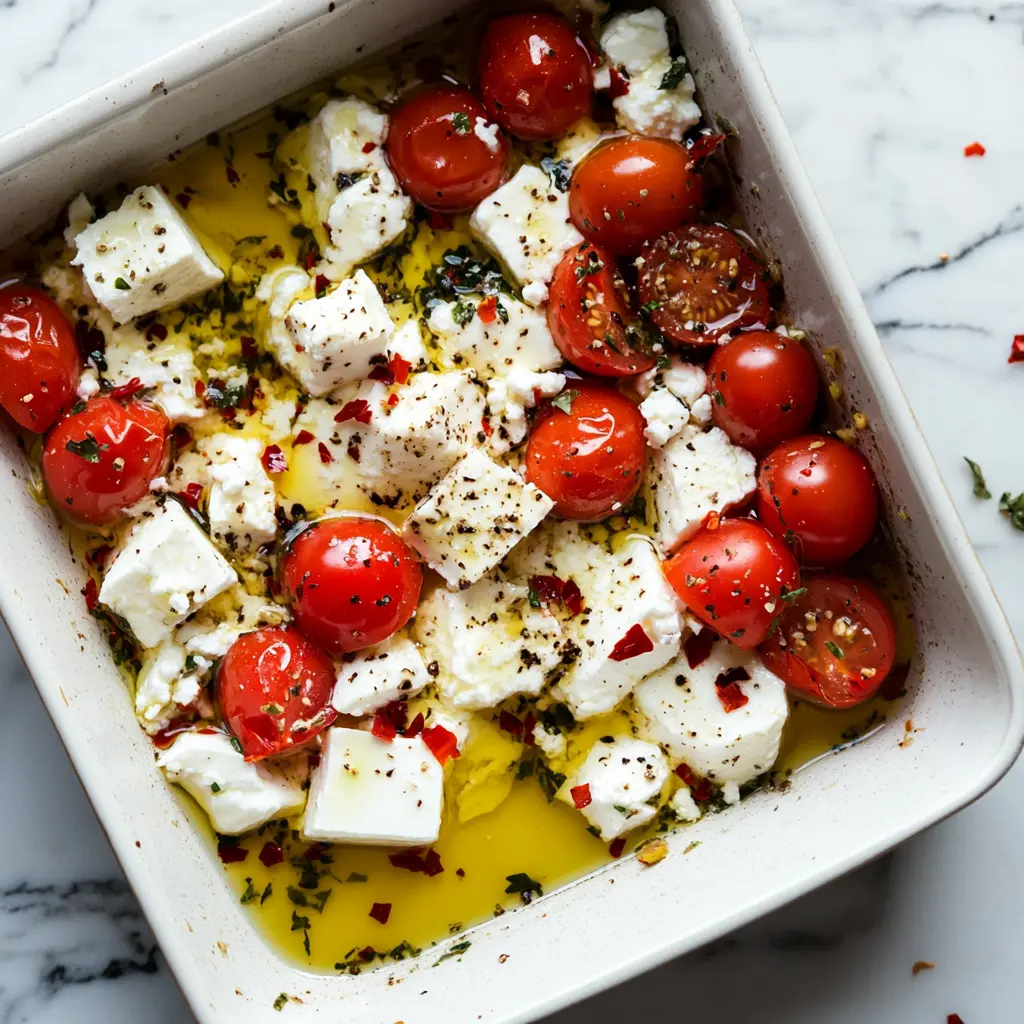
713,390,726,406
287,886,309,907
504,872,543,904
240,879,257,904
451,300,476,326
659,58,688,90
311,889,333,913
71,400,86,415
184,654,198,673
290,909,311,931
452,111,471,135
433,939,472,966
640,299,662,314
113,277,131,291
999,491,1024,530
824,640,844,659
495,297,509,324
964,457,991,500
273,994,289,1012
260,882,273,905
780,587,807,603
65,436,102,463
550,389,579,415
574,254,604,282
345,872,368,883
210,782,221,794
527,588,542,609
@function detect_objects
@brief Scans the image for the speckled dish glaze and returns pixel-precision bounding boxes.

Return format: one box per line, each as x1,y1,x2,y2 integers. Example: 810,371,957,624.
0,1,1021,1021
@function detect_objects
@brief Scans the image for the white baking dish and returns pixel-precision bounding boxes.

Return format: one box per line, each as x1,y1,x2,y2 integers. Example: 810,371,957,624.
1,1,1021,1021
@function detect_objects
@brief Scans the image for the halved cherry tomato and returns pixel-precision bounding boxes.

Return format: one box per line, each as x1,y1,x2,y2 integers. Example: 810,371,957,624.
0,283,80,432
280,516,422,655
663,517,800,649
569,137,702,255
756,435,878,567
42,396,169,525
217,625,337,760
638,225,772,345
547,242,657,377
386,85,509,212
525,382,645,520
759,574,897,708
707,330,818,452
479,13,592,140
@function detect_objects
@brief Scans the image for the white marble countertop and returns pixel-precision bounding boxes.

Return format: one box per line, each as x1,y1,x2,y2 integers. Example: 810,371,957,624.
1,1,1023,1021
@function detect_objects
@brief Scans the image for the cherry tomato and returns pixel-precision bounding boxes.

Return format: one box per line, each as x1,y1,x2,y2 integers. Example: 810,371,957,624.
756,435,878,567
386,85,509,213
0,284,80,432
280,516,422,655
569,137,702,255
707,330,818,452
478,13,592,140
759,574,897,708
524,382,646,520
547,242,657,377
663,517,800,649
217,625,337,760
638,225,772,345
42,396,169,525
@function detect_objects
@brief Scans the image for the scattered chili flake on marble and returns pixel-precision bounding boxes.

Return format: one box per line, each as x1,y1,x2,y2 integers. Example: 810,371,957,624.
1009,336,1024,363
963,141,986,157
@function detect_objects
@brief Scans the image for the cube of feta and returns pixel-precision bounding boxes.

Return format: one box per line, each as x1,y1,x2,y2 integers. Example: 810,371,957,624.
600,8,671,72
302,727,444,845
199,433,277,551
567,737,668,840
99,501,237,648
470,165,583,307
332,635,430,716
404,448,554,589
650,425,757,554
416,574,566,710
71,186,223,323
134,639,208,735
157,730,305,835
634,636,789,803
640,388,689,448
486,367,566,451
627,356,707,405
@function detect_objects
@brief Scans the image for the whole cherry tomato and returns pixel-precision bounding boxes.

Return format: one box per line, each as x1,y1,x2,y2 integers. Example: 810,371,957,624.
0,283,80,432
759,574,897,708
756,435,878,566
663,517,800,648
479,13,592,140
707,330,818,452
280,516,422,655
569,137,702,255
42,396,169,525
386,85,509,212
524,382,646,520
217,625,337,760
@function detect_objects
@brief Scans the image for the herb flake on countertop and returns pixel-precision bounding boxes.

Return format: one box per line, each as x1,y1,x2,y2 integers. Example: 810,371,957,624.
964,457,991,499
1000,491,1024,530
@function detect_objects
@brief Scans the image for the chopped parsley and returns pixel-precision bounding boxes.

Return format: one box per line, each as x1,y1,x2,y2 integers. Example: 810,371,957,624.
210,782,221,794
528,588,542,608
659,58,688,91
964,457,991,499
113,277,131,291
452,111,471,135
550,389,579,415
65,436,105,463
824,640,844,659
574,254,604,282
504,872,543,904
640,299,662,314
451,300,476,326
419,246,510,310
999,491,1024,531
780,586,807,603
433,939,472,966
240,878,257,904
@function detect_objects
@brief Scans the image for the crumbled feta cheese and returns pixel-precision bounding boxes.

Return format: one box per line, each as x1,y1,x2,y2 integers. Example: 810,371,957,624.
76,368,100,400
670,785,702,822
404,448,554,589
592,66,611,91
600,8,670,72
303,728,444,845
64,193,95,248
332,635,430,716
199,433,277,551
640,388,689,448
532,721,567,759
473,116,502,153
662,360,708,406
135,640,190,734
176,592,288,658
521,281,549,306
486,367,566,450
71,186,223,323
388,318,428,371
689,392,713,425
99,501,237,648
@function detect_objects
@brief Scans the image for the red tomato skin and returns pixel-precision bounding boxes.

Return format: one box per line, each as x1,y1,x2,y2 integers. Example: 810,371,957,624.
0,284,80,432
663,517,800,649
525,383,646,520
708,330,819,452
42,397,170,525
386,85,509,212
217,625,337,760
479,14,592,140
569,137,702,255
280,516,422,655
756,435,879,567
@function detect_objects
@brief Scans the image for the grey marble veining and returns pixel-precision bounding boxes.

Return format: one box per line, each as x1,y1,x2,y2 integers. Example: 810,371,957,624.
1,1,1023,1022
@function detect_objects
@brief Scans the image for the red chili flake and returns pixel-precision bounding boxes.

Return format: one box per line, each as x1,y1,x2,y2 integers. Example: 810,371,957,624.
530,574,565,605
358,946,376,962
523,712,537,746
716,681,749,713
226,164,240,185
388,353,412,385
217,840,248,864
317,441,333,464
404,712,425,738
261,444,288,474
422,724,460,765
570,783,592,810
1010,336,1024,363
561,579,584,616
608,837,626,858
963,141,986,157
692,777,713,802
372,700,408,741
145,322,168,342
267,244,284,260
456,867,466,878
87,544,112,567
498,710,523,738
386,393,400,407
293,430,315,446
179,482,204,510
608,623,654,662
240,336,258,361
194,380,206,397
151,717,194,749
608,65,630,98
480,416,494,437
367,363,395,384
314,273,330,298
683,629,716,669
108,377,144,400
171,424,193,449
369,902,392,924
347,442,361,463
477,295,498,323
176,192,192,209
304,247,318,271
303,842,329,862
686,132,726,167
947,1016,965,1024
422,848,444,876
82,577,99,612
428,209,454,231
362,141,377,154
335,399,373,424
259,842,284,867
674,763,696,786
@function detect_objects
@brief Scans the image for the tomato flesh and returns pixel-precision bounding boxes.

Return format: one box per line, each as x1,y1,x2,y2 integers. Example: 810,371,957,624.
217,625,337,760
756,435,878,567
0,284,80,432
638,226,772,345
386,85,509,212
525,382,646,520
708,329,818,452
479,13,592,140
42,396,170,525
663,517,800,649
280,516,422,654
759,574,897,708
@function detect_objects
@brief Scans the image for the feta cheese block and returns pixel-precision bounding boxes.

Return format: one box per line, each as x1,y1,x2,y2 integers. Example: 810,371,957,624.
199,433,277,551
567,737,668,840
486,367,566,451
332,635,430,716
600,7,671,72
635,636,789,804
303,727,444,846
470,165,583,307
403,448,554,589
640,388,689,449
651,424,758,554
99,501,237,648
157,730,305,835
415,575,566,710
134,639,207,735
71,186,223,323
